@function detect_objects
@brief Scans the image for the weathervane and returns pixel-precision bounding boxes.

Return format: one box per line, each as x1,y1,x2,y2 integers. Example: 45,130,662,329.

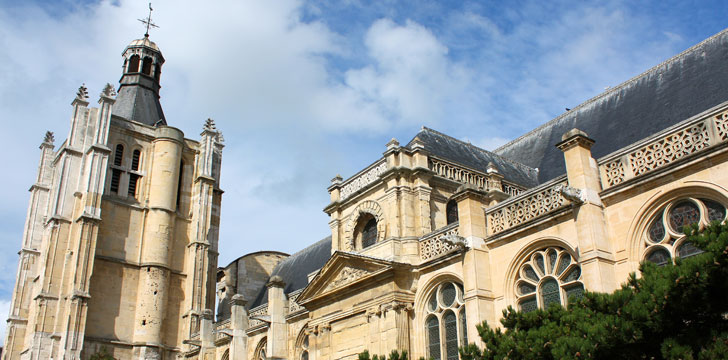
138,2,159,37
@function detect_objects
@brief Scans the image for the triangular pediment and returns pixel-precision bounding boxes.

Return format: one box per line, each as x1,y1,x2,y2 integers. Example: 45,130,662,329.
297,251,397,304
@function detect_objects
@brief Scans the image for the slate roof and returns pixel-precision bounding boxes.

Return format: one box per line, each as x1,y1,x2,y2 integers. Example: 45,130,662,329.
495,28,728,184
112,85,167,126
250,236,332,308
405,127,540,188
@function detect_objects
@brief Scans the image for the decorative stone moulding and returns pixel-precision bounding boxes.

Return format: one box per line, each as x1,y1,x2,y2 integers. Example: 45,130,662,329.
419,223,461,261
344,200,386,251
339,160,387,201
600,108,728,188
486,179,569,235
429,157,525,196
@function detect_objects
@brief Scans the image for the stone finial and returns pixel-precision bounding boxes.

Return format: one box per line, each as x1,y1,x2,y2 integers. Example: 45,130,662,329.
101,83,116,97
386,137,400,150
43,131,55,144
203,118,217,132
557,128,594,151
486,162,499,174
267,275,285,288
331,174,343,185
561,128,589,141
75,83,89,101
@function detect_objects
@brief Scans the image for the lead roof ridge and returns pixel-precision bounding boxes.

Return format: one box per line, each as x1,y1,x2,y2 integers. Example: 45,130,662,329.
411,126,538,175
493,26,728,154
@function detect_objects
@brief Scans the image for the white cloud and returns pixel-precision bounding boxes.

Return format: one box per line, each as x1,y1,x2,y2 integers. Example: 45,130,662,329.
344,19,472,128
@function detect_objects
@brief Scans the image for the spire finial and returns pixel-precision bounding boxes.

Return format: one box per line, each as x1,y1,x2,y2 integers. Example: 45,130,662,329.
43,131,55,144
101,83,117,98
76,84,89,101
138,2,159,38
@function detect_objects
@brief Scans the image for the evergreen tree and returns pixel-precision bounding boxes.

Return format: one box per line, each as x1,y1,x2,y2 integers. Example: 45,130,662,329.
461,222,728,359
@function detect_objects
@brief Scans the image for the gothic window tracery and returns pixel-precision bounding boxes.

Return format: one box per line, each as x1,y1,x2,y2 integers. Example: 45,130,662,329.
515,247,584,312
254,337,267,360
297,329,310,360
425,281,467,360
643,197,726,266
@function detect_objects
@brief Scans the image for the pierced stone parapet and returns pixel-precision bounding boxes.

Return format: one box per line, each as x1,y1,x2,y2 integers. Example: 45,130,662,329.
248,304,268,328
600,108,728,188
340,160,387,201
419,223,460,261
486,179,569,235
288,289,304,314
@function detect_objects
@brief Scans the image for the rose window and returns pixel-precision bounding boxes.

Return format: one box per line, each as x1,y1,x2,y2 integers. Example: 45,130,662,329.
425,282,468,360
515,247,584,312
644,198,726,266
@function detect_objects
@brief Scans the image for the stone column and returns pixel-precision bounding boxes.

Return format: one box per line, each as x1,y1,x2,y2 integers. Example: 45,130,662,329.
134,126,184,358
556,129,616,292
266,276,287,360
229,295,249,360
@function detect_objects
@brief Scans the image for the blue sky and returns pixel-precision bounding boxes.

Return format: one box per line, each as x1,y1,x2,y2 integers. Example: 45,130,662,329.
0,0,726,343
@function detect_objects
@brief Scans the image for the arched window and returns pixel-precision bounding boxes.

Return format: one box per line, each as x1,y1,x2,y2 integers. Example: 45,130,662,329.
515,247,584,312
643,197,726,266
446,200,458,225
254,337,267,360
361,218,377,248
127,55,140,73
297,330,310,360
113,144,124,166
110,144,124,194
425,281,467,360
142,57,153,75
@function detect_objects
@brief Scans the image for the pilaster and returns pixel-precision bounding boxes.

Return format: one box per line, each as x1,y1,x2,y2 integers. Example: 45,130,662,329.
266,276,287,360
556,129,616,292
229,295,249,360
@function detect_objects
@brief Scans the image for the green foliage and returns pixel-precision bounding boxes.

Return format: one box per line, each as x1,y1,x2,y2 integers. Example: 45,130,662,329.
89,347,115,360
358,349,410,360
466,221,728,359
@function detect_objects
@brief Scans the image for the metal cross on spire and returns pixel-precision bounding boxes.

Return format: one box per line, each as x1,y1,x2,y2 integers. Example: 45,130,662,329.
138,2,159,38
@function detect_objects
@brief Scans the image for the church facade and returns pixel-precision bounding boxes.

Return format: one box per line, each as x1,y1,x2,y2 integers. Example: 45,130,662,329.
5,27,728,360
211,29,728,360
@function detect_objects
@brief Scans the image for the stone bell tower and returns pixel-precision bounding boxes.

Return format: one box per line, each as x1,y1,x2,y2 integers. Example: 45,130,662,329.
3,32,224,360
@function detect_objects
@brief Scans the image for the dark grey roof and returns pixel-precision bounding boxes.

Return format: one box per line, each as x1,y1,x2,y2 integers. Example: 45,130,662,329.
250,236,332,308
495,28,728,184
406,127,539,188
112,83,166,126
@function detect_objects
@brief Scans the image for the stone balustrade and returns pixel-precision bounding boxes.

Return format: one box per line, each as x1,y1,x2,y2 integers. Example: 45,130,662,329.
419,223,460,261
429,157,525,195
600,108,728,188
486,178,569,236
340,160,387,200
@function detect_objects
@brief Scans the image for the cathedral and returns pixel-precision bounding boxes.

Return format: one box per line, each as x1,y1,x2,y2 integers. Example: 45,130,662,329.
5,22,728,360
